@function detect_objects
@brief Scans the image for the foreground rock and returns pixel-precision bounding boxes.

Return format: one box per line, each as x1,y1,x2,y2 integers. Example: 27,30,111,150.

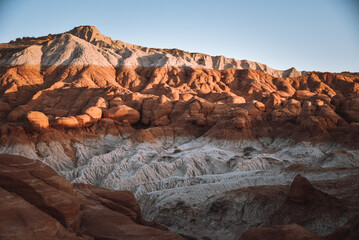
235,174,359,240
239,224,324,240
26,111,49,130
267,174,351,236
140,169,359,240
326,214,359,240
0,154,183,240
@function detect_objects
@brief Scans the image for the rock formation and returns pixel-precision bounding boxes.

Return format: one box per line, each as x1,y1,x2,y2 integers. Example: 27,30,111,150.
239,224,324,240
326,214,359,240
26,111,49,130
0,26,358,240
0,154,183,239
266,174,353,236
236,174,359,239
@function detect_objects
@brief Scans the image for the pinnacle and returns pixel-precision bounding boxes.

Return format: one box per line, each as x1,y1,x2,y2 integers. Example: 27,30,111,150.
68,25,102,42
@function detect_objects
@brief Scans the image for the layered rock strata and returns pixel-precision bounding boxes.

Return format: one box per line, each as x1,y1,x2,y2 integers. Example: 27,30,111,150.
0,26,359,240
0,154,183,239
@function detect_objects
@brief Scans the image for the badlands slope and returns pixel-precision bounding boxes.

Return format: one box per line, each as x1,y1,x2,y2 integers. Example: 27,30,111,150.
1,26,359,239
0,154,184,239
0,25,304,77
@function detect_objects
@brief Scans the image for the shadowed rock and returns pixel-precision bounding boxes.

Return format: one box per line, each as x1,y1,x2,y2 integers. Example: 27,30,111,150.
267,174,350,236
0,154,183,240
239,224,324,240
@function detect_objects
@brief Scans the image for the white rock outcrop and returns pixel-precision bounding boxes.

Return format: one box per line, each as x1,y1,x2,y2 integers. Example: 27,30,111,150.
0,26,305,78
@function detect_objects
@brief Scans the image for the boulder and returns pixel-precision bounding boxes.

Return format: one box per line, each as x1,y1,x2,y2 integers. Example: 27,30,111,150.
26,111,49,130
76,114,93,126
94,97,108,110
84,106,102,119
103,105,140,124
226,95,246,104
53,116,80,128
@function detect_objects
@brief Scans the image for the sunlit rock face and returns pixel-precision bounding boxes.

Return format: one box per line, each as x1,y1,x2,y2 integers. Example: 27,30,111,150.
1,26,359,240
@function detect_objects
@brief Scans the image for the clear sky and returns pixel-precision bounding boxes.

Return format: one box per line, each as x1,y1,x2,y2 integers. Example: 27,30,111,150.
0,0,358,72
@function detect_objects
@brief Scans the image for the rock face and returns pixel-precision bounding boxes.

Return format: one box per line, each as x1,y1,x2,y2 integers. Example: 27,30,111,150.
0,25,305,77
342,97,359,122
287,174,336,203
267,174,352,236
239,224,324,240
0,154,183,240
236,174,359,240
326,214,359,240
0,26,359,240
0,26,358,144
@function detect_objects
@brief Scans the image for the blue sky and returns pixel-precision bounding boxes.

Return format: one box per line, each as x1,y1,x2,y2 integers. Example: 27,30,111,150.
0,0,358,72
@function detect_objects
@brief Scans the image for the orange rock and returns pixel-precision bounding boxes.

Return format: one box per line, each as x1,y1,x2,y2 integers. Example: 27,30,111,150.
0,154,81,232
226,95,246,104
0,27,359,145
294,90,316,100
103,105,140,124
26,111,49,130
94,97,108,110
243,100,265,115
76,114,93,126
84,106,102,119
53,116,80,128
265,93,283,111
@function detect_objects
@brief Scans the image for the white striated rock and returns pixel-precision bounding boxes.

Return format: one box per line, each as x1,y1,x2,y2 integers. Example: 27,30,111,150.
41,34,115,67
1,135,358,240
0,26,306,78
3,45,43,66
0,143,39,160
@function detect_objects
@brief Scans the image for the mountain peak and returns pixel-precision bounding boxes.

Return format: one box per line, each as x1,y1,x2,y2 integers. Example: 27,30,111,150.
69,25,100,35
283,66,301,78
67,25,111,46
0,25,307,77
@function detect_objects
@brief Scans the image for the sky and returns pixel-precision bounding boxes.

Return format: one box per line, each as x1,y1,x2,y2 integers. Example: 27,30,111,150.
0,0,358,72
